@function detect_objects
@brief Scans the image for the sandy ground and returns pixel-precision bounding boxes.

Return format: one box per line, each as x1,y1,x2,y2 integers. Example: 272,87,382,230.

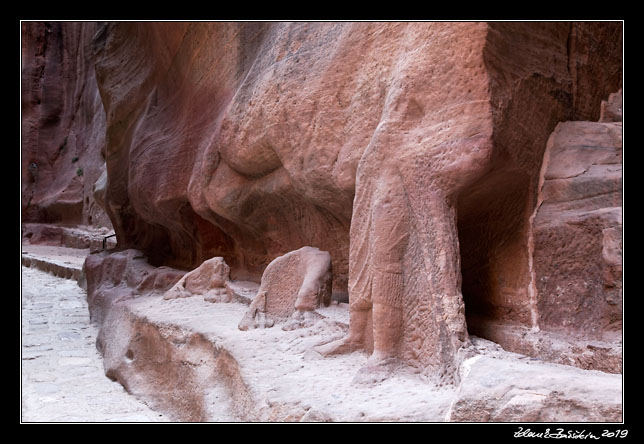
117,287,622,422
21,266,168,422
20,241,623,422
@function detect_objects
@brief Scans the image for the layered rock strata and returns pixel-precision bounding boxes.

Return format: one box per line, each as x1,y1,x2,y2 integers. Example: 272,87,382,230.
533,92,622,344
467,89,622,373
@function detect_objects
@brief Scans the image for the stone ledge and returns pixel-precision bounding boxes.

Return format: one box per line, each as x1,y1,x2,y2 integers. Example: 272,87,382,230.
95,289,622,422
468,316,622,374
22,223,116,251
22,244,623,422
21,244,88,282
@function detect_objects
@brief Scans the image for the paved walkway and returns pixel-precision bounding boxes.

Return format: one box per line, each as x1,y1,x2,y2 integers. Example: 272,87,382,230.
21,265,168,422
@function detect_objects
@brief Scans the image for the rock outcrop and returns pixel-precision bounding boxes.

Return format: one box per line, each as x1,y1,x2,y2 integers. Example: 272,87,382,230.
90,289,623,422
164,256,231,302
446,341,622,422
238,246,332,330
21,22,111,228
534,115,622,342
84,249,185,323
22,21,622,392
467,89,622,374
87,21,622,382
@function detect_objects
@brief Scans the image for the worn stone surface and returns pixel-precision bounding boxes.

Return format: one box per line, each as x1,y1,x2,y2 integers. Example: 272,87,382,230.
84,249,185,324
446,339,622,422
22,21,623,418
21,22,111,228
533,93,622,343
466,90,623,372
22,222,116,251
22,243,88,281
239,246,332,330
600,89,623,123
86,21,622,381
164,256,231,302
465,317,622,375
22,242,622,422
93,278,622,422
21,266,167,422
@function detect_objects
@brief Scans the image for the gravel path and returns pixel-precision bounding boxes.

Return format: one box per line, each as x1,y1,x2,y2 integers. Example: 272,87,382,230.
21,266,168,422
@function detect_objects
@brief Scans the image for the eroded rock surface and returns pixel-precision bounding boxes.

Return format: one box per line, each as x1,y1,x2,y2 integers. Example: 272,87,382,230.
534,121,622,339
447,340,622,422
164,256,231,302
86,21,622,381
22,22,111,228
238,246,332,330
84,249,185,324
92,287,622,422
22,21,623,420
467,90,623,374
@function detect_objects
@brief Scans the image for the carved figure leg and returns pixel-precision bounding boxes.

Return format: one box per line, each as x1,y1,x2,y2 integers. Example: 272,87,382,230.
314,172,408,366
367,287,403,365
355,177,407,380
313,304,369,356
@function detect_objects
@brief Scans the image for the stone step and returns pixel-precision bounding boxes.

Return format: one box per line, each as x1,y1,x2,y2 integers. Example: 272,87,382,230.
21,244,88,282
22,223,116,251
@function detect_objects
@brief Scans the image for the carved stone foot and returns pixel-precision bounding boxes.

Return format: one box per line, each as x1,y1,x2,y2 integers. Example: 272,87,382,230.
238,310,275,331
312,336,363,357
238,291,275,330
352,352,401,385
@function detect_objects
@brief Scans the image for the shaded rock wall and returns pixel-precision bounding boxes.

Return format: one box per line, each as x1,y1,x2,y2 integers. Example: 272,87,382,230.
21,21,111,228
89,22,621,277
458,22,622,331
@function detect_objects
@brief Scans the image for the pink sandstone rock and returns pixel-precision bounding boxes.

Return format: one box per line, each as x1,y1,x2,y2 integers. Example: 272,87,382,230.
465,90,622,373
90,21,620,382
22,223,63,245
164,257,231,302
600,89,622,123
84,249,185,323
238,246,332,330
532,98,622,343
446,350,622,422
24,21,622,384
21,22,111,228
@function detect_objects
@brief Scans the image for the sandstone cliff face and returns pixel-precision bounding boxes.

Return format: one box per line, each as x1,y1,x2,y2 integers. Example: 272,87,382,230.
533,91,622,344
22,21,622,379
459,22,622,330
22,22,110,228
